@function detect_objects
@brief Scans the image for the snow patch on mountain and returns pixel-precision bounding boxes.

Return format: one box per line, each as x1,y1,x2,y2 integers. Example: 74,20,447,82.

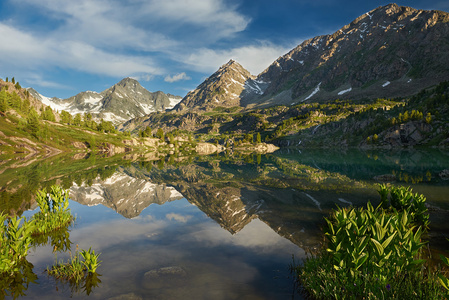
338,87,352,95
304,82,322,101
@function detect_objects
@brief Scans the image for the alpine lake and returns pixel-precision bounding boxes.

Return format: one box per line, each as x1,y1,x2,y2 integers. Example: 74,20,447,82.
1,148,449,299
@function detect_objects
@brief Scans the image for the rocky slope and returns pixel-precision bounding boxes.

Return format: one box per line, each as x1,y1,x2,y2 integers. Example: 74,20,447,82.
174,60,267,112
252,4,449,106
170,4,449,112
29,78,182,124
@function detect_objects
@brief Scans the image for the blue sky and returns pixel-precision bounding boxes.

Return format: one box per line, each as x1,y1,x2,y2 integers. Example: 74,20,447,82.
0,0,448,99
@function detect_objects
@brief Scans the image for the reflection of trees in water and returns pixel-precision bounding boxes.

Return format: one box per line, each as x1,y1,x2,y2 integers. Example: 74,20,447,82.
0,158,120,215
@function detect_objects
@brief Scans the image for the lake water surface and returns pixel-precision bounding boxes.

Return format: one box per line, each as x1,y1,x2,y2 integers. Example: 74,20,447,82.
2,148,449,299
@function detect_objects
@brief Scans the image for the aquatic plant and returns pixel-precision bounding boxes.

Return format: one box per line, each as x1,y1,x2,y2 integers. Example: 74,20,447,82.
47,245,101,283
47,249,85,283
296,186,448,298
377,184,429,228
80,247,101,273
31,185,73,235
0,213,36,274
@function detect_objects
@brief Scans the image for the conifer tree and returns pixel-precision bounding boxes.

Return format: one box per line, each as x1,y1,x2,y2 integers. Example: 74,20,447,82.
60,110,72,124
73,114,82,126
143,126,152,137
43,106,56,122
27,108,40,138
156,128,164,141
0,90,7,112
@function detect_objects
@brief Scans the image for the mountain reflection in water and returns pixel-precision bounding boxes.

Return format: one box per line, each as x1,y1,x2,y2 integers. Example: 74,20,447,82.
1,149,449,299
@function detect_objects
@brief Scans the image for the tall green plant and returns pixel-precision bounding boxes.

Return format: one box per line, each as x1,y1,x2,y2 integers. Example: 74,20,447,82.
80,247,101,273
32,185,72,236
377,184,429,228
0,214,36,274
296,187,445,298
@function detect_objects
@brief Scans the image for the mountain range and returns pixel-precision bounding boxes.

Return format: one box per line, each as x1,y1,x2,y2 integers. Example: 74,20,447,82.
28,77,182,124
173,4,449,112
26,3,449,148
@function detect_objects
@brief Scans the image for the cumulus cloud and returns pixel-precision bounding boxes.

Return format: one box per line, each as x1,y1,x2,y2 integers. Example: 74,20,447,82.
183,41,297,75
141,0,250,38
1,0,254,82
0,22,163,77
164,72,191,83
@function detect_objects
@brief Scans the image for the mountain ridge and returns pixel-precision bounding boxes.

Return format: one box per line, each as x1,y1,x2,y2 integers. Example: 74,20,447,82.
28,77,182,124
171,3,449,112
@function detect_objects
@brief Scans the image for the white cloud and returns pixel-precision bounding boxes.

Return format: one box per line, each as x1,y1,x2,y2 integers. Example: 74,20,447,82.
164,72,191,83
23,74,71,89
183,41,296,75
142,0,250,38
16,0,177,51
0,22,163,77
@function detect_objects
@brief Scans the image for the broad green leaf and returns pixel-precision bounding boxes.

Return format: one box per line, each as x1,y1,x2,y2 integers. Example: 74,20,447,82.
438,274,449,291
382,232,397,249
371,238,384,256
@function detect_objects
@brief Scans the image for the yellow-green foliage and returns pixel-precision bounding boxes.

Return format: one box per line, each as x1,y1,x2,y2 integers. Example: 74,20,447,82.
297,187,447,299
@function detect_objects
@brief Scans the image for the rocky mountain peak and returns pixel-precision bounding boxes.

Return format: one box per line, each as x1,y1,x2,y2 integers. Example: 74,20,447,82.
31,77,182,124
115,77,140,89
174,59,269,111
254,3,449,106
174,59,250,111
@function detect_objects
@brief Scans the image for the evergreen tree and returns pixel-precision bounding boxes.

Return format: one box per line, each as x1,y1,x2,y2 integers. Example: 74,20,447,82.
73,114,82,126
99,119,115,133
0,90,7,113
143,126,152,137
84,112,93,128
11,77,15,84
60,110,72,124
42,106,56,122
5,77,8,82
167,132,175,144
27,108,40,138
156,128,164,141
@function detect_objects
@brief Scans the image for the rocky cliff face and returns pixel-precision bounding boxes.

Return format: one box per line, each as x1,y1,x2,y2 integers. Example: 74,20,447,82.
253,4,449,106
174,60,268,112
29,78,182,124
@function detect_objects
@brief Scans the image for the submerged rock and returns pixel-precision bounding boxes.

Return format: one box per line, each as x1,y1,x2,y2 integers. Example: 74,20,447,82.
144,266,187,279
439,169,449,180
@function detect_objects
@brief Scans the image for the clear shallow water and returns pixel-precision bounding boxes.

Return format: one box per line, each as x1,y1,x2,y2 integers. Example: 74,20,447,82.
23,199,300,299
2,148,449,299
